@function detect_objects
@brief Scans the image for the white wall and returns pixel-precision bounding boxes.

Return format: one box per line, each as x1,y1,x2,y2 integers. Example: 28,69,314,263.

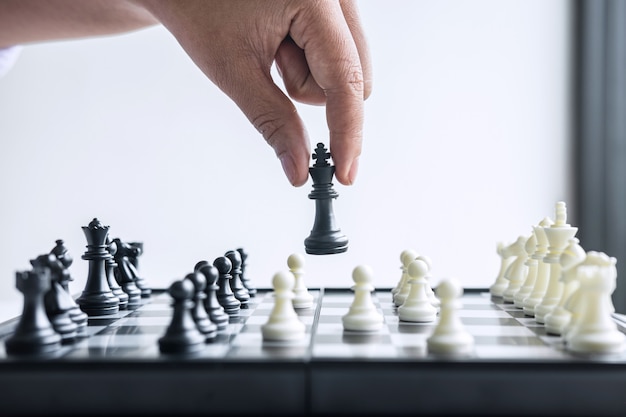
0,0,572,320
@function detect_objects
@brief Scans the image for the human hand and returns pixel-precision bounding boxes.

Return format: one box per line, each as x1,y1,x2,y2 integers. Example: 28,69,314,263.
137,0,372,186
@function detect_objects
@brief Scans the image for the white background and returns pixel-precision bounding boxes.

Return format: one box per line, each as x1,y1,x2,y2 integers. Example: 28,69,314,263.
0,0,572,320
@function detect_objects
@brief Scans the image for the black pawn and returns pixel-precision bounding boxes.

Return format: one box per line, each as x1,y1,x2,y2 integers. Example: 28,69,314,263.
49,239,88,331
184,272,217,342
106,239,129,310
32,254,78,343
237,248,257,297
304,142,349,255
225,250,249,308
158,279,206,354
75,218,120,316
213,256,241,315
195,261,229,331
5,267,62,355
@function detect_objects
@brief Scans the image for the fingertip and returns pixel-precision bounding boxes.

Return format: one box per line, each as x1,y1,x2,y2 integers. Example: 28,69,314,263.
335,157,359,186
280,152,309,187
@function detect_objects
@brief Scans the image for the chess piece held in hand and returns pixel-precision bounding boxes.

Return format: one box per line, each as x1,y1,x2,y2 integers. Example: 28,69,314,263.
304,143,348,255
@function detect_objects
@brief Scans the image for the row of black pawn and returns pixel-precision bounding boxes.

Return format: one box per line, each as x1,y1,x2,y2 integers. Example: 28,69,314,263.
4,236,149,356
158,248,257,354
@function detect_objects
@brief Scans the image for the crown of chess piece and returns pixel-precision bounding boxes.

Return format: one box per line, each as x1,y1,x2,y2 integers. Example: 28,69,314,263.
304,142,348,255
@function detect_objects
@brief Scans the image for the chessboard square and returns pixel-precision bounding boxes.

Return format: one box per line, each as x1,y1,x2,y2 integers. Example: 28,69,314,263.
136,301,170,311
474,344,568,359
459,303,502,311
465,325,537,337
505,310,529,318
85,333,160,348
341,331,392,345
244,316,271,325
394,323,435,335
125,310,171,318
63,344,156,359
315,323,346,336
473,335,546,346
317,314,344,324
313,342,398,358
87,317,124,326
389,332,429,348
321,296,355,305
95,324,165,336
456,310,512,318
461,317,521,326
116,316,172,327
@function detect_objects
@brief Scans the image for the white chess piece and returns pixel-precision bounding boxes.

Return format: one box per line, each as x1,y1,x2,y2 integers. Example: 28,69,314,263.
261,271,305,341
490,241,514,297
535,202,578,323
544,237,586,335
393,251,420,306
567,257,625,355
342,265,384,332
523,216,554,316
392,249,417,297
395,254,431,307
398,259,437,322
287,253,313,309
426,277,474,355
514,230,538,308
502,235,529,303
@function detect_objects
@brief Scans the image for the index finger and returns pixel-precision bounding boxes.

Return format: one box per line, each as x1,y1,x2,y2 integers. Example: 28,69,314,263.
290,0,365,185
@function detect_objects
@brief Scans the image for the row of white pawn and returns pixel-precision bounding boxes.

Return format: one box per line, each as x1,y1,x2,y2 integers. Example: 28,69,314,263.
490,201,625,355
262,251,474,355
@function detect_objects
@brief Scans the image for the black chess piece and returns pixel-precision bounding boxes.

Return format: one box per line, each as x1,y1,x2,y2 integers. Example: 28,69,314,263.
184,272,217,342
105,238,129,310
49,239,88,332
304,142,349,255
76,218,120,316
5,267,62,355
237,248,257,297
194,261,229,331
31,254,78,343
158,279,206,355
115,239,151,298
126,241,151,297
111,237,142,307
213,256,241,315
225,250,249,309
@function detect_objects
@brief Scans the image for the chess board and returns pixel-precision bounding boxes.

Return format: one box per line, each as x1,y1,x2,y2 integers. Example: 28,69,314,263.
1,288,626,416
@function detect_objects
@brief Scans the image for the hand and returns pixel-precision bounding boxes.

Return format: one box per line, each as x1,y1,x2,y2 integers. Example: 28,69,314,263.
138,0,372,186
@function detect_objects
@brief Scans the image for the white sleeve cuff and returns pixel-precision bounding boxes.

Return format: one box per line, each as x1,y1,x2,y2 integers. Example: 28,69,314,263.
0,46,23,78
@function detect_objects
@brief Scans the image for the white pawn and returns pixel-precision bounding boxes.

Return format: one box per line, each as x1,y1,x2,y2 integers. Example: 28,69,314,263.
342,265,384,332
392,249,417,296
398,259,437,322
287,253,313,309
261,271,305,341
426,277,474,356
395,254,431,307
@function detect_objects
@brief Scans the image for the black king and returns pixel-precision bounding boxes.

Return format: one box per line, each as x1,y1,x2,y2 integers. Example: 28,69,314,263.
304,143,349,255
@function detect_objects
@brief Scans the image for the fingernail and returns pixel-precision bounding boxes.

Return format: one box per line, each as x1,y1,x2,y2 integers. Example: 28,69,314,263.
280,154,297,186
348,157,359,185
